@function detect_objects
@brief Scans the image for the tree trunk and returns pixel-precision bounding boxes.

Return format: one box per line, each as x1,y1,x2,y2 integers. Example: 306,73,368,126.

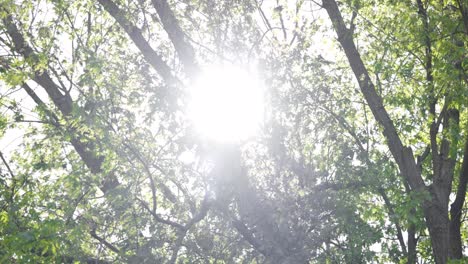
449,213,463,259
321,1,456,262
424,201,450,264
449,139,468,259
407,211,417,264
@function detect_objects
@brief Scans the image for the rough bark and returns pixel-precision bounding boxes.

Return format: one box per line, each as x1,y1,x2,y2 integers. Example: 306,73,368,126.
449,138,468,259
404,181,418,264
423,199,450,263
407,219,417,264
449,0,468,257
416,0,460,260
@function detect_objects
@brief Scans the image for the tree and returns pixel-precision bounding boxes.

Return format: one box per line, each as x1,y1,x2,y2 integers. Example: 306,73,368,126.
322,0,467,262
0,0,467,263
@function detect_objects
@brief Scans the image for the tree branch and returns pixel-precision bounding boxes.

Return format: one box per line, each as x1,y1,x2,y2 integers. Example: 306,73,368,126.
456,0,468,35
97,0,179,85
0,151,15,179
322,0,425,191
137,198,185,230
150,0,197,74
1,11,119,192
2,12,73,116
232,218,270,257
319,101,409,257
378,187,407,255
90,229,121,254
449,136,468,259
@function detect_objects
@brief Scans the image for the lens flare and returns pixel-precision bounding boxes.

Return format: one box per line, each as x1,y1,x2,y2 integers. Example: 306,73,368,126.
188,65,264,142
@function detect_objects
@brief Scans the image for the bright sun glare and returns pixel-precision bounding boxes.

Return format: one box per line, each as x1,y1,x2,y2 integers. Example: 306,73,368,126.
188,65,264,142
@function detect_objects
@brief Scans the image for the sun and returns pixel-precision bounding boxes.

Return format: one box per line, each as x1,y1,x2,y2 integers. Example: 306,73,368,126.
187,64,264,143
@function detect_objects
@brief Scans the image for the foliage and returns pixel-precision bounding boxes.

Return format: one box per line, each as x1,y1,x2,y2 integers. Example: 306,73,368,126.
0,0,467,263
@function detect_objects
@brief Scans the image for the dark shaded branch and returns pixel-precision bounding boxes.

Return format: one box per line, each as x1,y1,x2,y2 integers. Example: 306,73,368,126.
449,137,468,259
407,212,418,264
257,3,273,31
139,192,209,233
378,187,407,255
0,151,14,179
122,140,177,203
167,200,209,264
167,196,210,264
185,195,210,229
0,151,16,204
416,0,442,184
150,0,197,74
319,104,366,154
417,146,430,167
168,231,185,264
456,0,468,35
137,198,185,230
438,109,458,183
97,0,178,84
2,12,73,115
275,5,287,40
349,9,357,35
232,219,270,257
90,229,121,254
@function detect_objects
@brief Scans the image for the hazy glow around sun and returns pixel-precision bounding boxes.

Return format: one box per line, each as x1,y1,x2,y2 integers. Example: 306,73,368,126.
188,65,264,142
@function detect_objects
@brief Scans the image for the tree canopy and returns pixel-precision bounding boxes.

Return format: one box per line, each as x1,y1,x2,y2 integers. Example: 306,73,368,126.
0,0,467,263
